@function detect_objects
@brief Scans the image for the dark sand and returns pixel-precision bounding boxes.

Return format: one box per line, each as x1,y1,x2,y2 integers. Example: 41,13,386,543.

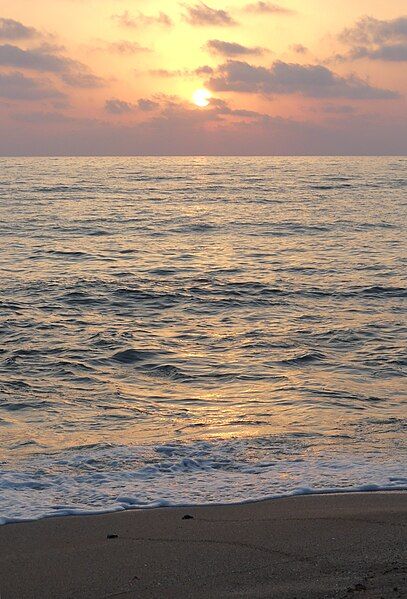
0,492,406,598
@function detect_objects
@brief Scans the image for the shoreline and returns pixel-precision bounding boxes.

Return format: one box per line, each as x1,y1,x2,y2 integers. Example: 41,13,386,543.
0,492,405,598
1,485,407,526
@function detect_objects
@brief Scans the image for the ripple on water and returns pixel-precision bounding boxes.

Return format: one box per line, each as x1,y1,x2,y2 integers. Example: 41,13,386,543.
0,157,406,521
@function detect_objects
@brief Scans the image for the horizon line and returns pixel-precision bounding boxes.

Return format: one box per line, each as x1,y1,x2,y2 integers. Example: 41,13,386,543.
0,154,406,159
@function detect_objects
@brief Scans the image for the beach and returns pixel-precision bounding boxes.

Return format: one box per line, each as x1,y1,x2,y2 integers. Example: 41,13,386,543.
0,492,406,598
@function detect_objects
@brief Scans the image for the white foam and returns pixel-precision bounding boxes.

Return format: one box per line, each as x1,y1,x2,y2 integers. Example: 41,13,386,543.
0,437,406,524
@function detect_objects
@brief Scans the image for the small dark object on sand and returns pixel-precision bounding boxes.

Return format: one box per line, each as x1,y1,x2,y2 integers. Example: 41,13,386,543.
182,514,194,520
107,534,119,539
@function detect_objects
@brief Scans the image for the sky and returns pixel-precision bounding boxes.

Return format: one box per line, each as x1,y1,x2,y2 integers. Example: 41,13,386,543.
0,0,406,155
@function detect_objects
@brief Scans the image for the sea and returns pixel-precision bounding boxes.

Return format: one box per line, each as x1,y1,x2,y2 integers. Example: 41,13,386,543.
0,156,406,523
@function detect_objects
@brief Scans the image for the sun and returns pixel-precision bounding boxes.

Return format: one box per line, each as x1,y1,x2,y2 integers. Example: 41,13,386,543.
192,88,211,108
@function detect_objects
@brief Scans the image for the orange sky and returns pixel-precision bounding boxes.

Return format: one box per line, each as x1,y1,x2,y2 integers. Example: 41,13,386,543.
0,0,406,154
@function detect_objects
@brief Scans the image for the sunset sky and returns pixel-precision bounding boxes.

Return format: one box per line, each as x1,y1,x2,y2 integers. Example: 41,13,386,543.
0,0,406,154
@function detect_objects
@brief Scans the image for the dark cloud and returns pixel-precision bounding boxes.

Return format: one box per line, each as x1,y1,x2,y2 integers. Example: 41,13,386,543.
0,44,104,87
105,98,160,114
207,59,399,99
0,17,39,41
105,98,135,114
205,39,267,56
0,44,67,71
208,96,265,118
0,71,64,100
138,98,159,111
349,43,407,62
337,16,407,62
113,11,172,29
243,2,295,15
183,3,237,26
339,16,407,45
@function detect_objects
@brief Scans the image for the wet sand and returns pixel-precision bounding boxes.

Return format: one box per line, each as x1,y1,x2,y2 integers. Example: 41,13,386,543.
0,492,406,598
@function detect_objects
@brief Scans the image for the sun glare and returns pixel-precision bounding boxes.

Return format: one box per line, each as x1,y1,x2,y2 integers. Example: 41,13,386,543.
192,88,211,108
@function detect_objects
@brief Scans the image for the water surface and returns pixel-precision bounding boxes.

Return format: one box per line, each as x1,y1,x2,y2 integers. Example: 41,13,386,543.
0,157,406,521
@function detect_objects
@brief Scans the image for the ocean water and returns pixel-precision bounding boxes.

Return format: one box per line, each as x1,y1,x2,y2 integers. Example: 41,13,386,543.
0,156,406,523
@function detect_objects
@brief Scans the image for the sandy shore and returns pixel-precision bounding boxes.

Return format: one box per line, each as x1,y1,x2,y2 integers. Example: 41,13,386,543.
0,492,406,598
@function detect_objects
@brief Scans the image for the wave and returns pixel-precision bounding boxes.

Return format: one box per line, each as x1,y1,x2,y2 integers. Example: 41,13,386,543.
111,349,158,364
0,434,405,524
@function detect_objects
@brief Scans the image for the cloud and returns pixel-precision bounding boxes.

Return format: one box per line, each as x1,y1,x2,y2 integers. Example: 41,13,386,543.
0,44,104,87
339,16,407,45
61,69,103,88
146,95,270,126
0,71,64,100
337,16,407,62
148,65,214,78
205,39,267,56
149,68,185,78
243,2,295,15
113,11,172,29
102,40,151,55
0,44,67,71
138,98,159,111
108,95,267,131
105,98,135,114
349,43,407,62
195,65,214,76
208,96,265,118
207,59,399,99
3,94,406,156
291,44,308,54
105,98,160,114
0,18,39,41
183,3,237,26
137,100,221,129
